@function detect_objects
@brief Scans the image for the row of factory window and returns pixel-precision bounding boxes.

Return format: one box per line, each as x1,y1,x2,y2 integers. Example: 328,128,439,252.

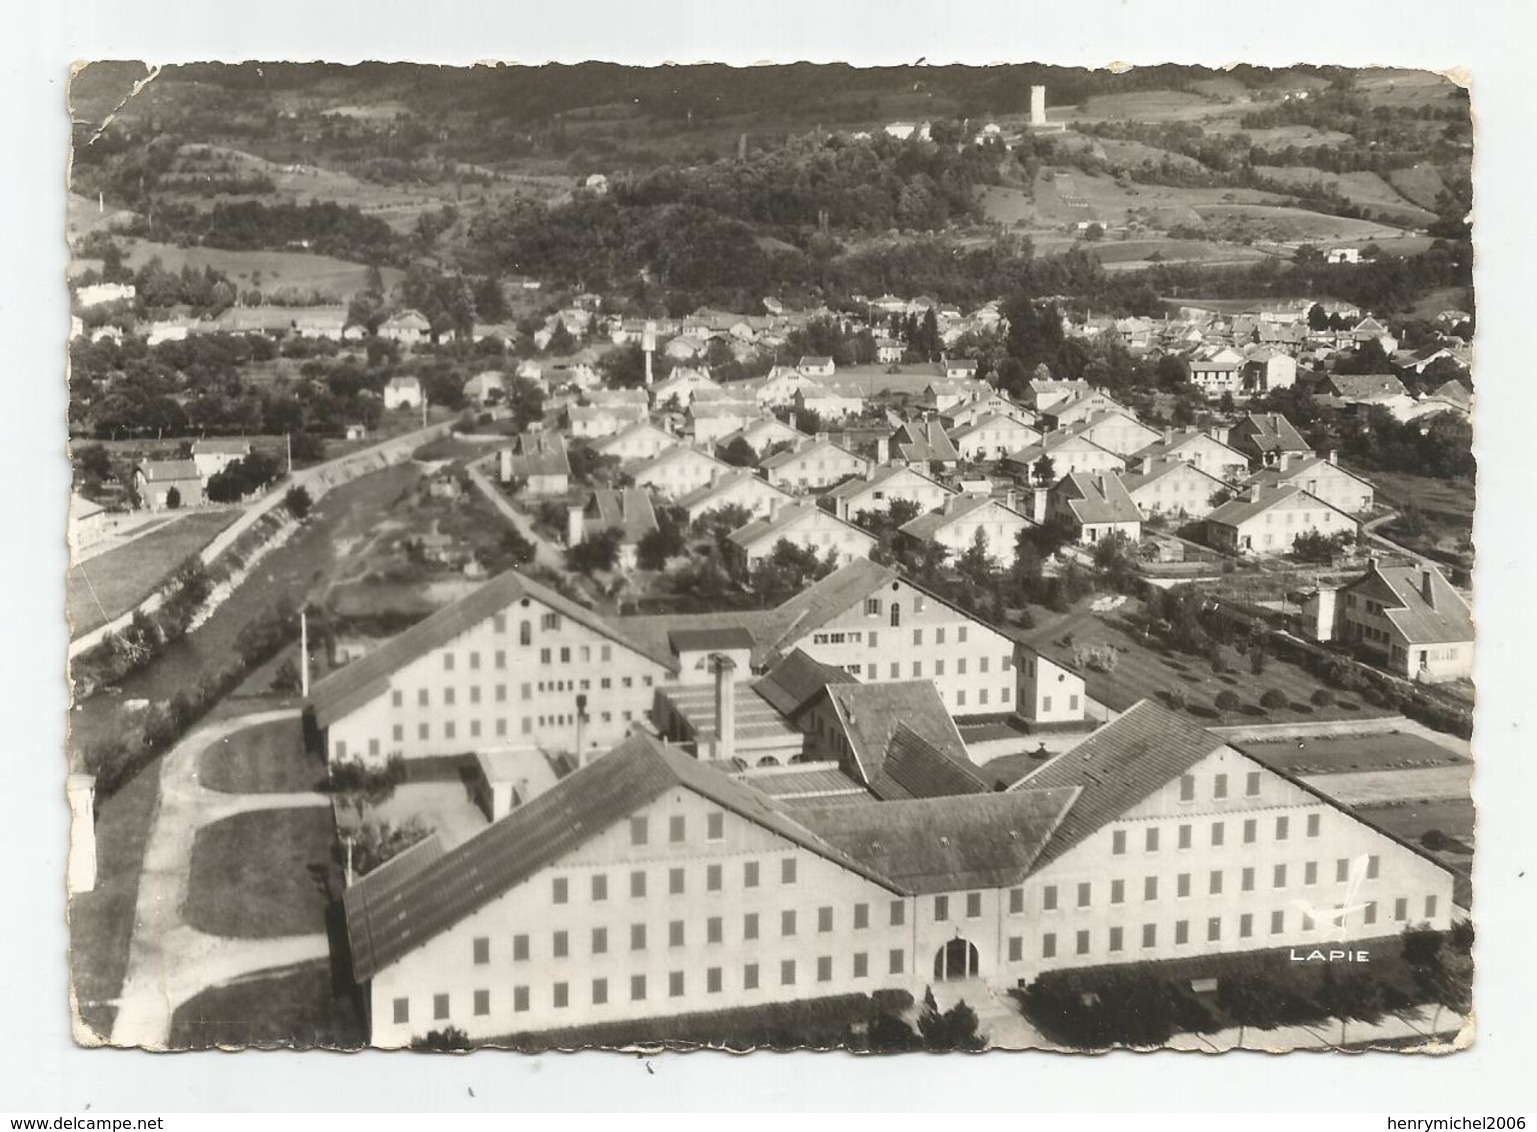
395,950,910,1025
1043,856,1384,913
390,673,652,710
1037,895,1437,959
342,710,638,755
1110,812,1328,856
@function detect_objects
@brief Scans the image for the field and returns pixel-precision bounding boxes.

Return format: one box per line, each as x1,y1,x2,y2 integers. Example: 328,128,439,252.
1239,731,1467,777
1366,470,1476,570
198,716,323,794
168,959,367,1050
68,509,241,638
184,807,338,937
1190,204,1409,243
1019,600,1395,726
120,238,403,302
1386,165,1449,212
1251,167,1434,226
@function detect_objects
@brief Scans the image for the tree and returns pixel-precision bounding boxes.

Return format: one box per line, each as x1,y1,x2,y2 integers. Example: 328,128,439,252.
1259,687,1288,711
915,986,987,1051
165,485,182,509
546,319,576,356
494,527,537,569
566,527,622,574
1321,970,1385,1047
506,376,546,433
411,1027,470,1052
327,755,407,822
1084,222,1105,242
1032,454,1056,487
74,443,113,486
958,528,996,588
720,436,759,467
636,514,686,571
472,276,510,324
1215,689,1241,712
270,657,302,695
284,484,312,519
748,539,837,605
1218,971,1288,1049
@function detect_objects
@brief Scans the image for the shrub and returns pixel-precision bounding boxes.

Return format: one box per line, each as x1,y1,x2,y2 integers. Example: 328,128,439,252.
1422,828,1450,852
1259,688,1289,710
1215,689,1241,711
1310,687,1336,708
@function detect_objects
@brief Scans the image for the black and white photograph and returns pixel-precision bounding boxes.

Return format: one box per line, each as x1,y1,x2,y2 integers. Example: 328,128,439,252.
61,58,1479,1057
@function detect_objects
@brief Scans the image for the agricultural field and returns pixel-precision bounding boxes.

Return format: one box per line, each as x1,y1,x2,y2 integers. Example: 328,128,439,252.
1249,167,1435,226
1070,89,1228,123
119,237,403,302
1386,165,1450,212
68,509,242,638
1190,203,1410,244
1367,470,1476,572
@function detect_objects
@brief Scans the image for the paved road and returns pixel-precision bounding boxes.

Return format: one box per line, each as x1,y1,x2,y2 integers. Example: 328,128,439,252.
465,457,567,572
102,709,332,1050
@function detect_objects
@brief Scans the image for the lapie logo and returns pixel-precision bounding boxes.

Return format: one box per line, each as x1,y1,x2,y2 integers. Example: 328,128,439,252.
1287,853,1375,960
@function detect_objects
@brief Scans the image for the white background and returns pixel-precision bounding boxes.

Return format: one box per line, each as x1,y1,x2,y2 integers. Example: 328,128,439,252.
2,0,1533,1112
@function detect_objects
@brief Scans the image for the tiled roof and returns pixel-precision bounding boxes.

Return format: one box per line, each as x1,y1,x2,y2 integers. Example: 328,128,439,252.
309,571,675,729
674,472,789,513
738,763,869,801
654,681,804,747
795,787,1080,894
727,502,869,550
669,627,758,653
625,444,728,479
1057,472,1144,525
900,495,1027,541
767,557,898,646
1327,373,1409,401
872,724,990,801
1119,460,1225,495
503,432,570,479
1011,699,1227,868
345,734,899,980
584,487,658,542
138,459,201,481
612,610,793,669
822,680,969,791
190,438,252,455
752,649,857,717
1205,484,1349,528
1347,563,1473,645
825,463,947,503
1235,413,1311,453
893,420,960,463
1131,429,1247,466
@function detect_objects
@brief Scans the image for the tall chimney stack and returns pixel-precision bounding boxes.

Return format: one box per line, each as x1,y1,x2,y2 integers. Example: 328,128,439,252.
1030,84,1047,127
713,654,738,764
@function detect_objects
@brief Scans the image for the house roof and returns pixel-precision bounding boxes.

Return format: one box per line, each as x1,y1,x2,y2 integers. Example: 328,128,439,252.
1119,460,1226,496
1234,413,1311,454
766,557,899,646
309,570,675,729
1205,484,1349,528
794,787,1080,894
1427,379,1473,411
625,444,729,480
727,502,870,551
385,375,422,390
752,649,858,717
741,763,871,804
871,724,991,801
1056,472,1144,525
503,432,570,479
1006,430,1120,466
655,680,804,749
344,733,898,980
1327,372,1409,401
137,459,201,482
759,437,862,471
892,420,960,464
1131,428,1247,466
1248,455,1373,493
583,487,658,543
674,471,790,514
1011,699,1227,868
1345,562,1474,645
900,495,1029,541
669,626,758,654
190,438,252,456
612,609,794,669
595,421,673,453
824,463,948,504
821,680,970,794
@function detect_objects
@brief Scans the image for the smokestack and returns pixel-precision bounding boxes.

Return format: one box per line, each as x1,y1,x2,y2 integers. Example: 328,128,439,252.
713,654,737,764
1421,568,1436,608
1031,487,1049,523
1030,84,1046,127
877,436,890,465
567,504,585,547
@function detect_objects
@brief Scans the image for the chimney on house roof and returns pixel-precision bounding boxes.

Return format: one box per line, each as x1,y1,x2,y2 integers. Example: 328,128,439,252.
713,654,738,764
566,504,585,548
876,435,890,465
768,496,782,520
1421,567,1436,609
1005,488,1018,512
815,431,828,443
1328,449,1338,465
1163,428,1173,446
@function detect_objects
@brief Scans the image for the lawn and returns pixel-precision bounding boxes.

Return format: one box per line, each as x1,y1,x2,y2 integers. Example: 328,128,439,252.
168,959,367,1050
122,237,404,300
1355,798,1475,909
1365,470,1475,573
184,807,339,938
1020,602,1395,726
68,509,241,638
198,716,324,794
67,760,161,1042
1239,731,1468,777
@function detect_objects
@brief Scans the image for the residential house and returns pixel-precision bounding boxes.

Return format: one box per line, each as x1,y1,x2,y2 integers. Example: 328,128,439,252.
793,381,864,422
900,493,1035,569
760,436,869,493
464,371,508,407
1041,390,1130,432
1245,452,1374,515
1118,461,1229,521
950,413,1043,464
714,416,804,463
345,702,1452,1047
384,376,424,411
943,393,1036,432
566,488,660,572
890,419,960,469
1188,357,1245,400
1129,428,1250,481
688,401,762,447
675,471,797,526
626,445,734,500
1418,379,1473,419
823,464,953,521
567,403,642,440
651,367,719,408
190,437,252,480
1204,485,1356,556
1067,410,1162,458
135,460,205,512
1242,348,1298,394
923,378,986,414
727,502,876,571
1005,432,1126,484
499,432,571,495
799,681,982,795
876,338,905,364
1047,473,1144,545
380,309,432,345
1327,560,1473,684
595,422,676,465
798,356,835,378
1227,413,1314,471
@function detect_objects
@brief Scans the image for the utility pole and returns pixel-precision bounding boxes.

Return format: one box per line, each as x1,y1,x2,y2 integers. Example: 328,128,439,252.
300,609,310,698
285,431,292,475
422,394,429,430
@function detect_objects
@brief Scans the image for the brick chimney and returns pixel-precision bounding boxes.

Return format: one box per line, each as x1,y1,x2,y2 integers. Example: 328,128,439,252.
876,435,890,465
566,504,585,547
768,496,782,520
1328,449,1338,465
1421,567,1436,608
1031,487,1049,523
1005,488,1018,512
713,654,737,763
